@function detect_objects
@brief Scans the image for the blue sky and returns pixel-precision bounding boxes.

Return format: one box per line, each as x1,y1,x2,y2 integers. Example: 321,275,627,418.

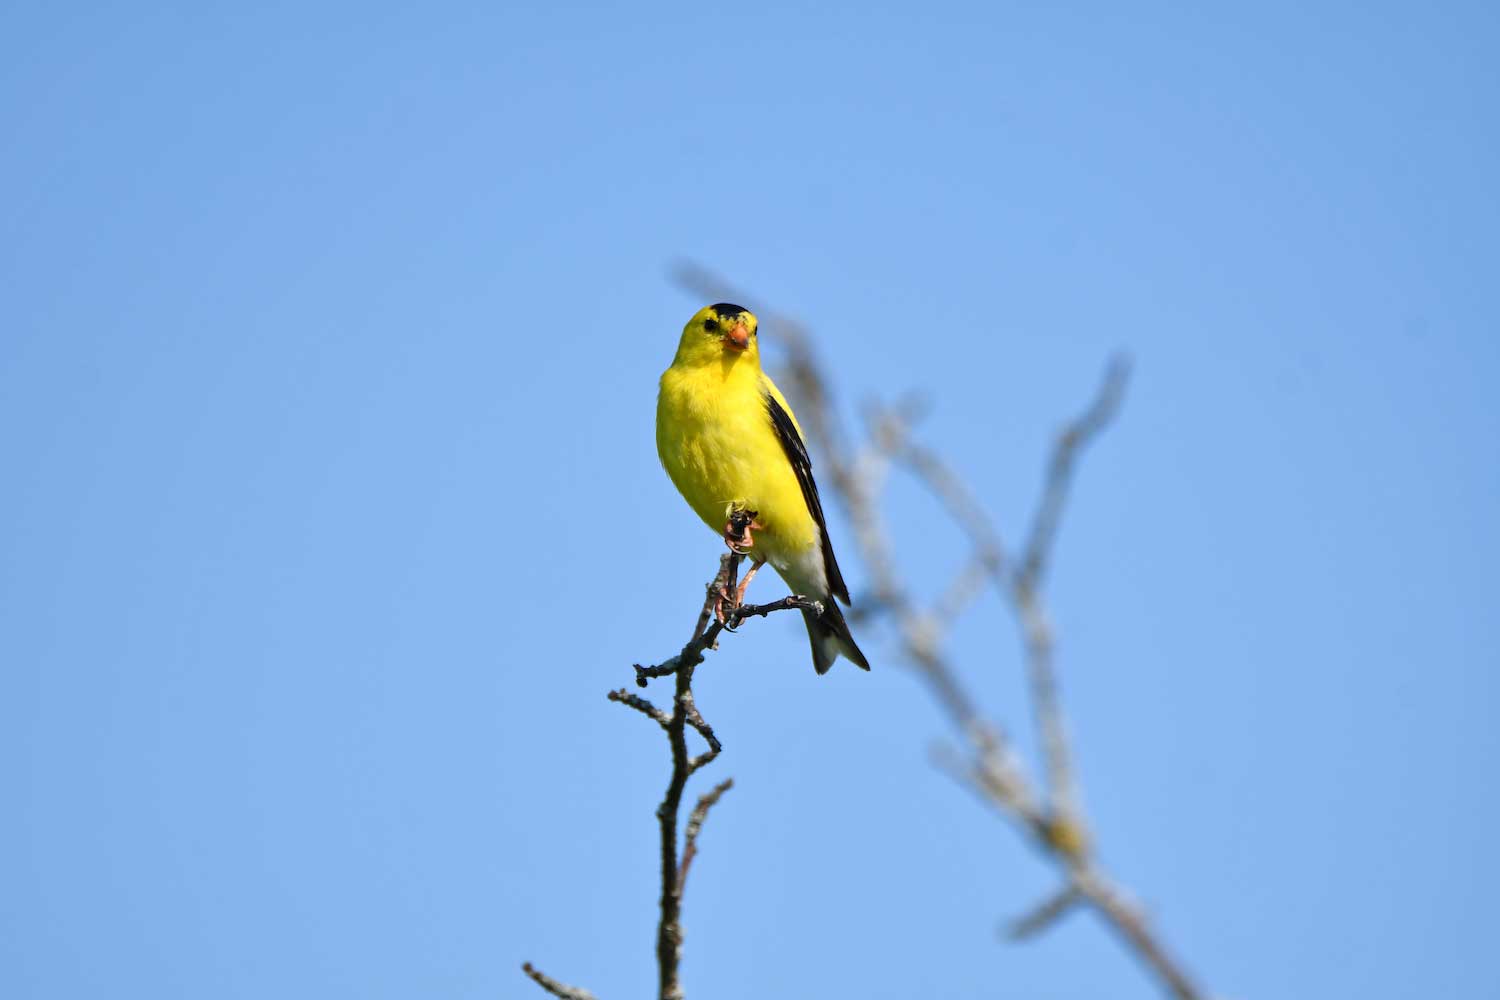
2,3,1496,998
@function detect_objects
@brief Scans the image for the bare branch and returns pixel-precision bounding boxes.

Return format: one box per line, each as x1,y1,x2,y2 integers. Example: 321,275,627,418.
683,698,721,757
1074,868,1204,1000
1013,357,1128,832
533,549,812,1000
1018,356,1131,593
646,557,808,999
679,778,734,887
867,357,1129,829
653,641,698,1000
522,963,598,1000
690,554,735,642
633,556,823,688
684,692,723,779
725,594,824,626
654,553,816,998
608,688,670,728
930,736,1045,837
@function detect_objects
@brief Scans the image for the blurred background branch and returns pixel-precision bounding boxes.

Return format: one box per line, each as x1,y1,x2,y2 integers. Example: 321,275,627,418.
675,264,1208,1000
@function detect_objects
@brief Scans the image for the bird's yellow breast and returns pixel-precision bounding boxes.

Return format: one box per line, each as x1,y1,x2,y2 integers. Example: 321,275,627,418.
656,357,819,571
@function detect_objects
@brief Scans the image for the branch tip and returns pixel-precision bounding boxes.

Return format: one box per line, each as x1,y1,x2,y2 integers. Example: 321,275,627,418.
521,962,598,1000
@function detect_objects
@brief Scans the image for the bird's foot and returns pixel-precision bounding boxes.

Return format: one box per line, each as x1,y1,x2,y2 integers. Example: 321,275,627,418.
715,560,764,629
723,508,761,555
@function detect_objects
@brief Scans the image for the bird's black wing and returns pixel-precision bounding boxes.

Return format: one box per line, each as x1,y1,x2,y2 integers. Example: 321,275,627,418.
764,389,851,604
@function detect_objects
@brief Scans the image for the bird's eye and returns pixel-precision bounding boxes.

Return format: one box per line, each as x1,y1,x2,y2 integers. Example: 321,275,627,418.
703,318,719,333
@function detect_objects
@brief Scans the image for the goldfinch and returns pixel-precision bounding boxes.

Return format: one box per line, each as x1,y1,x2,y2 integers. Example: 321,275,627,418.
656,303,870,674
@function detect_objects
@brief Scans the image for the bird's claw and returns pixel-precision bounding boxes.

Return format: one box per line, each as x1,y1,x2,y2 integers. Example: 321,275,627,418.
715,559,764,630
713,584,739,627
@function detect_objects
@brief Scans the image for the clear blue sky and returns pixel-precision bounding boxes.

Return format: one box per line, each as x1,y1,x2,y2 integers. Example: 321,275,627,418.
3,3,1496,998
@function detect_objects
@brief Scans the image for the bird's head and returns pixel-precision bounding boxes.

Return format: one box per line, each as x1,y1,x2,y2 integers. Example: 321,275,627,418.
673,303,760,369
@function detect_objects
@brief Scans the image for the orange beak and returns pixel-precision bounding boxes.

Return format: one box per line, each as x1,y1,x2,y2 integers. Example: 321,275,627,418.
723,323,750,351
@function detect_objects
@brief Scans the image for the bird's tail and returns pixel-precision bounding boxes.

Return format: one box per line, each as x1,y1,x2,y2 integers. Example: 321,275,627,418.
802,600,871,675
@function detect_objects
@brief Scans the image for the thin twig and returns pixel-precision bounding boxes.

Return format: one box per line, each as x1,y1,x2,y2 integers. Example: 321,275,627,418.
521,963,598,1000
679,778,734,887
1018,356,1131,593
725,594,824,627
690,557,734,641
608,689,670,728
683,699,721,756
1007,883,1083,940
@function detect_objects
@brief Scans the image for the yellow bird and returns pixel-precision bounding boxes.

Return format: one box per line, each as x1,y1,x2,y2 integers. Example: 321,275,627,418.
656,303,870,674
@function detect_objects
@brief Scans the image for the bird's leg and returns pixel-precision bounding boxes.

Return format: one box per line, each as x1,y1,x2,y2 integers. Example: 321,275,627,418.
713,509,760,623
713,556,741,626
716,557,764,630
734,558,765,607
723,507,761,555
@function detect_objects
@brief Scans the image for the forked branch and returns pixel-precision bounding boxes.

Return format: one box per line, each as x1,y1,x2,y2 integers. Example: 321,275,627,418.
526,552,813,1000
